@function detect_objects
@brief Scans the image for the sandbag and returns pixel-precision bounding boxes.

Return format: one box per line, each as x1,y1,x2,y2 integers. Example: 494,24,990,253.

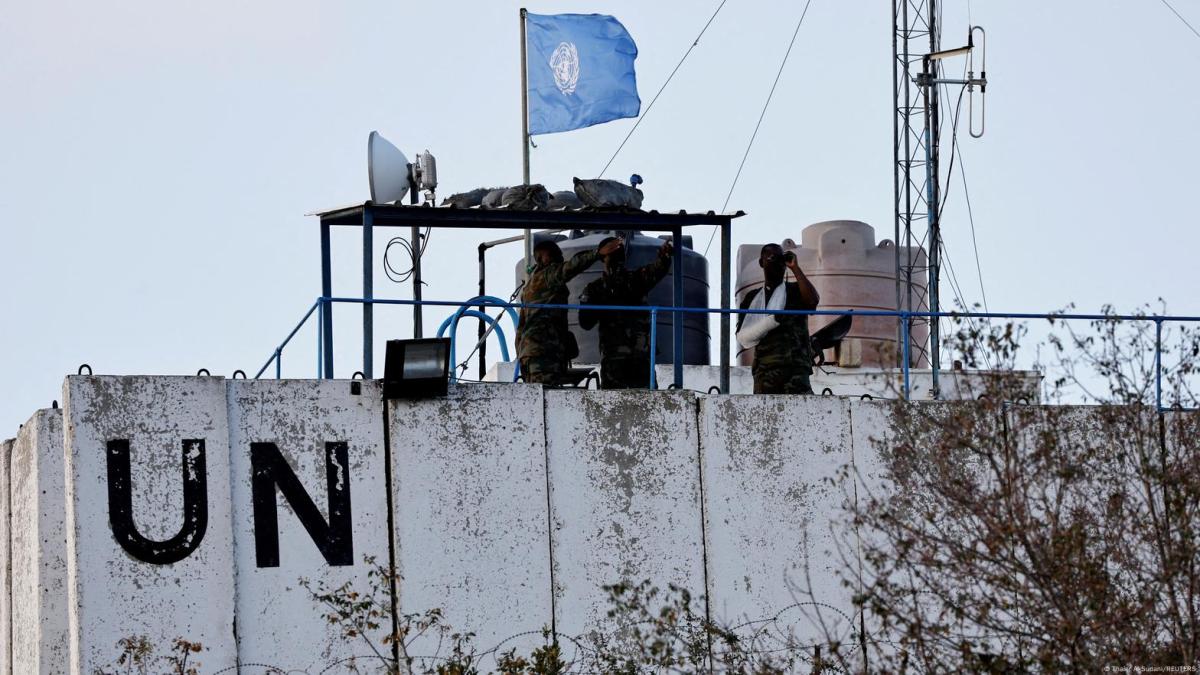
573,177,644,209
441,187,494,209
547,190,584,210
481,188,509,209
501,184,551,210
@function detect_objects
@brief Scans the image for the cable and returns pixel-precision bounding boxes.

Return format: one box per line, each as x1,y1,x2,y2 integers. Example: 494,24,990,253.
932,70,993,370
935,61,988,313
598,0,731,178
702,0,816,258
382,228,431,284
1157,0,1200,41
953,134,990,313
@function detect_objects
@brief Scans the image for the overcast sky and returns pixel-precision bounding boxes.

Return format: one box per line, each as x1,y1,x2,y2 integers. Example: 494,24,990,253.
2,0,1198,432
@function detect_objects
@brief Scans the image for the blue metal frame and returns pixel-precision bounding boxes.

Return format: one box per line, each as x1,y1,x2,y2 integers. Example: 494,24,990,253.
316,203,741,391
256,295,1200,412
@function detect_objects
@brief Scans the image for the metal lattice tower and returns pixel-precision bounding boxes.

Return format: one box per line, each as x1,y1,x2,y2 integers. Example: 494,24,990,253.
892,0,942,389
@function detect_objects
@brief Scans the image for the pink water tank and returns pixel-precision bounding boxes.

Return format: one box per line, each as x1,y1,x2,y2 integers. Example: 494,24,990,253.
735,220,928,368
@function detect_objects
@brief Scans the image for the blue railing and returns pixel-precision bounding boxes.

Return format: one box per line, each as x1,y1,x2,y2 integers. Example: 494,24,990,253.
255,296,1200,412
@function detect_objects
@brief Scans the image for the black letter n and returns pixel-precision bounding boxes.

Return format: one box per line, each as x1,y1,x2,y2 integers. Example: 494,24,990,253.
250,442,353,567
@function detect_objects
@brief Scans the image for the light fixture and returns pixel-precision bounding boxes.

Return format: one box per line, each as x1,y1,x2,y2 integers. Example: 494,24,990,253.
383,338,451,399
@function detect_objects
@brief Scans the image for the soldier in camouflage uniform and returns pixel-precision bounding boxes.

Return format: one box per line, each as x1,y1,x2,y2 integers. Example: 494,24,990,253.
736,243,821,394
516,238,623,385
578,237,673,389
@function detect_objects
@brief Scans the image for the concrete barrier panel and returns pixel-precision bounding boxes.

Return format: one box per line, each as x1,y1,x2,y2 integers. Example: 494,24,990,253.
545,389,705,639
1,437,12,675
390,384,553,665
64,376,236,674
11,409,68,674
700,395,854,645
227,379,391,673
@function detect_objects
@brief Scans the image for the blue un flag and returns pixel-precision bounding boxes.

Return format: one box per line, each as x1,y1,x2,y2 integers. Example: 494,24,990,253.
526,12,641,135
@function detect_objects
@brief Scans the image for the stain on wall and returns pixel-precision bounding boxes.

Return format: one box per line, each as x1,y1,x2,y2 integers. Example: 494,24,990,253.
546,389,706,639
390,384,554,665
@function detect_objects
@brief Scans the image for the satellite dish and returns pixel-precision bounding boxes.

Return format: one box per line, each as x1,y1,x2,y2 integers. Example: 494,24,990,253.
368,131,410,203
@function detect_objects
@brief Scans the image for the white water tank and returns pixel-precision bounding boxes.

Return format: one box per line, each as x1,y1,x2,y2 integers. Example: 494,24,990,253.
735,220,927,368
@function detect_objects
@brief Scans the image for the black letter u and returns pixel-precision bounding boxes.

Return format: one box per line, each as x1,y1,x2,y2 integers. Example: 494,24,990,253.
106,439,208,565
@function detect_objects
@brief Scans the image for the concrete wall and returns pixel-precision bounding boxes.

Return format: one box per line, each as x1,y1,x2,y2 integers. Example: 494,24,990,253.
11,409,67,674
227,378,392,673
63,376,238,674
390,384,553,667
701,396,855,644
1,438,11,675
8,375,1153,672
546,390,705,639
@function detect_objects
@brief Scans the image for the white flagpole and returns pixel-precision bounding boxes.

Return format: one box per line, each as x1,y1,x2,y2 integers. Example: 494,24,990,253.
520,8,532,266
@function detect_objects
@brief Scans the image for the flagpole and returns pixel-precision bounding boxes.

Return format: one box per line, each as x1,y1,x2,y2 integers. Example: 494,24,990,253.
520,7,532,266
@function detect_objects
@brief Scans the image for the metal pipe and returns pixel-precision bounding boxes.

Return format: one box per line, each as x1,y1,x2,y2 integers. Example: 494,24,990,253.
720,220,731,394
321,297,1200,324
671,225,684,388
409,194,424,338
480,229,568,251
320,223,334,379
300,294,1200,384
253,299,321,379
520,7,532,266
1156,318,1164,411
362,208,374,378
478,243,487,380
649,307,658,390
969,26,987,139
892,0,904,369
921,53,942,399
275,349,282,379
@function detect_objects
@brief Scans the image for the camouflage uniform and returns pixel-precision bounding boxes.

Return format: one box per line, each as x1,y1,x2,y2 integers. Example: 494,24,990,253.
516,250,600,385
738,283,816,394
578,255,671,389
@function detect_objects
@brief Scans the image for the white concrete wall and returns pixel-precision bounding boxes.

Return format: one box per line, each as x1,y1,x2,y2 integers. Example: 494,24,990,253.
545,389,706,639
227,379,392,673
700,396,857,646
10,408,68,674
389,384,554,667
5,375,1146,671
1,437,12,675
63,376,238,674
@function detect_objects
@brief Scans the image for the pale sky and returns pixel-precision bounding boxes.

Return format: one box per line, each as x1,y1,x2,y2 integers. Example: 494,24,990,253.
2,0,1199,432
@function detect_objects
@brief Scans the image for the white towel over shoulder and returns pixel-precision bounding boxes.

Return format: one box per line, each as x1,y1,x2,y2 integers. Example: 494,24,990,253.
736,285,787,349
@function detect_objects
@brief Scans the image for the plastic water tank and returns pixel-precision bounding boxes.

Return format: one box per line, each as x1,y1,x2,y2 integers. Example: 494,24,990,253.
734,220,928,368
516,230,711,365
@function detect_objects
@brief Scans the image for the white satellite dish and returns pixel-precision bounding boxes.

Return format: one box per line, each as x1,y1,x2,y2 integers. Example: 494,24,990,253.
368,131,410,203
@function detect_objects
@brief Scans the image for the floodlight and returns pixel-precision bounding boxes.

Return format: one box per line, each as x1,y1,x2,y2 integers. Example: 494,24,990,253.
383,338,451,399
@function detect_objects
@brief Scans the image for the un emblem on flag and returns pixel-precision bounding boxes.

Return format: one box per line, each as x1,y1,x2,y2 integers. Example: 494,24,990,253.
550,42,580,95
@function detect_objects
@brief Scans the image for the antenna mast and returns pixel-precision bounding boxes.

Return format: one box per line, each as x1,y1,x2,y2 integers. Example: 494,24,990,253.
892,0,941,393
893,2,986,398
